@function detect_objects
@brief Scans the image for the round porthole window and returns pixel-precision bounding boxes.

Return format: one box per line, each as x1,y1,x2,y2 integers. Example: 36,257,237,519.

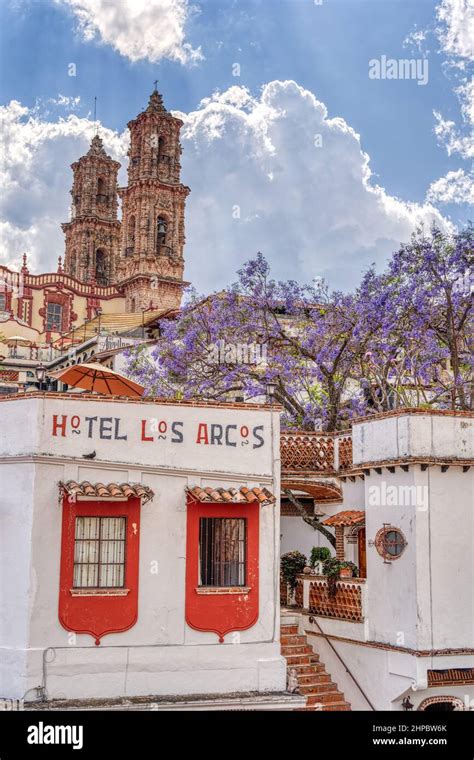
374,526,407,560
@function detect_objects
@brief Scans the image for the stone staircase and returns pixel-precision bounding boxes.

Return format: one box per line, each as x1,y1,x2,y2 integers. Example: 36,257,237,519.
281,617,351,711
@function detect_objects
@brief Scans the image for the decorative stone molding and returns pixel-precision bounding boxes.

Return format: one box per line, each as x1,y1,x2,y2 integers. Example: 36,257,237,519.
417,696,465,711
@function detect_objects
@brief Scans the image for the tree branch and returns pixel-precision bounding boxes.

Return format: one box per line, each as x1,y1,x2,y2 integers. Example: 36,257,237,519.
283,489,336,548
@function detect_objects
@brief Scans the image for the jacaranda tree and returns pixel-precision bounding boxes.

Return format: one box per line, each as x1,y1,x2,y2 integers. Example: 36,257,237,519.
126,225,473,431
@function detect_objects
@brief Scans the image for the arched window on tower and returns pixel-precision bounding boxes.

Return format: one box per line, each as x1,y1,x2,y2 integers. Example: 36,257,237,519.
131,297,136,313
158,137,165,162
70,250,77,278
95,249,108,285
97,177,107,204
157,217,167,252
126,216,136,256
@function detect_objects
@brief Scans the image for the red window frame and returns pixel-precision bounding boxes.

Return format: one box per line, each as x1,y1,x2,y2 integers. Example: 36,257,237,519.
185,498,260,642
58,496,141,645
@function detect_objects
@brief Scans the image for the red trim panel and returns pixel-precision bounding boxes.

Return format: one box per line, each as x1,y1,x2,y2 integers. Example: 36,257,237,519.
58,496,141,645
185,496,259,642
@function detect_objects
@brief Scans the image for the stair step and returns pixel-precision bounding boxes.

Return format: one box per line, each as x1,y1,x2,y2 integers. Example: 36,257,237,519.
304,682,338,698
281,644,314,656
295,666,326,682
280,624,299,635
285,653,321,665
323,701,351,711
280,618,351,712
280,634,307,646
285,654,314,666
298,677,333,693
307,691,345,705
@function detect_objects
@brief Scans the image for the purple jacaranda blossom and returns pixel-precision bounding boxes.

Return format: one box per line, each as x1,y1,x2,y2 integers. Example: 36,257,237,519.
125,227,472,430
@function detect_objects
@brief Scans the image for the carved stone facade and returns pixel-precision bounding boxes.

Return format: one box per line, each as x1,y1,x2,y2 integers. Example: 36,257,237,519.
62,88,190,312
62,135,121,286
0,88,190,352
117,88,190,311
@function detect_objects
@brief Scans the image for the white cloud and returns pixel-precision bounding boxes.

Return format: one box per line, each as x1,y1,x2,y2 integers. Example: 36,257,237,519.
403,27,430,56
0,100,128,272
433,108,474,159
178,81,449,291
427,168,474,204
425,1,473,207
0,83,450,292
49,94,82,111
56,0,202,65
436,0,474,61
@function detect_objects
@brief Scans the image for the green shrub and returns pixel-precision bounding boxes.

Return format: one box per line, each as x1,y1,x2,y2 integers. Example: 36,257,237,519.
310,546,331,567
322,558,359,596
281,551,307,590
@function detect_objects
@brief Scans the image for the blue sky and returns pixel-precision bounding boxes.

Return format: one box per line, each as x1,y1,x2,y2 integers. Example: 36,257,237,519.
0,0,472,291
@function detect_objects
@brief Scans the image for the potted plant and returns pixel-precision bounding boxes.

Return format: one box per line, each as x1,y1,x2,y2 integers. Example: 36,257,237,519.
281,551,307,605
309,546,331,575
340,561,358,578
322,558,358,597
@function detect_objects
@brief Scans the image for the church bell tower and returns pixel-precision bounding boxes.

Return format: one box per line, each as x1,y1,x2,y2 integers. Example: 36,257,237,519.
62,135,121,285
117,86,190,312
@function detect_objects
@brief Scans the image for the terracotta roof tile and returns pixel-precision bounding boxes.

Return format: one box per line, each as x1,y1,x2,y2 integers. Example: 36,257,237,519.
323,510,365,527
186,485,276,507
428,668,474,686
59,480,154,504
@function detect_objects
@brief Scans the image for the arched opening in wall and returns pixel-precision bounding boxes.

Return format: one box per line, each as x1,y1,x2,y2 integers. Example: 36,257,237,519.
70,251,77,278
158,137,165,164
418,696,464,711
130,298,136,313
95,249,108,285
156,216,167,252
127,216,136,256
97,177,107,204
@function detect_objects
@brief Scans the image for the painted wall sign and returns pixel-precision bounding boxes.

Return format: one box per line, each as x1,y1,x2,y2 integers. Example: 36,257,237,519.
51,414,266,449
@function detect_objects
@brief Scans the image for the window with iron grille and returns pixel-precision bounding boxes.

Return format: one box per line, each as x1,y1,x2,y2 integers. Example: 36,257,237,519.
199,517,246,587
46,302,63,331
0,293,5,311
73,517,126,588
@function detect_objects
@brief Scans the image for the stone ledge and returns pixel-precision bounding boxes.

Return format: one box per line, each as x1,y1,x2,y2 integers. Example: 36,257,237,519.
25,691,306,712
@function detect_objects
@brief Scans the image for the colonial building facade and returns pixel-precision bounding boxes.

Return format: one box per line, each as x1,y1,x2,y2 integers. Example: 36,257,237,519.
0,87,190,353
280,410,474,711
0,393,302,710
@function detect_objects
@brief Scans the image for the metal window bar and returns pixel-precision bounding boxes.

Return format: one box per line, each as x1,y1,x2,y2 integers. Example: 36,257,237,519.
73,516,126,588
199,518,246,587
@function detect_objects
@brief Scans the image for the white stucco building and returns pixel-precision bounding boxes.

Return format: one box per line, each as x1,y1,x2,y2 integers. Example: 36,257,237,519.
0,393,298,709
280,410,474,711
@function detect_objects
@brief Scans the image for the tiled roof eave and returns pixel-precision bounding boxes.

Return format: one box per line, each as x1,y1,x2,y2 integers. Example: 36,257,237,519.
186,485,276,507
323,510,365,527
59,480,154,504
